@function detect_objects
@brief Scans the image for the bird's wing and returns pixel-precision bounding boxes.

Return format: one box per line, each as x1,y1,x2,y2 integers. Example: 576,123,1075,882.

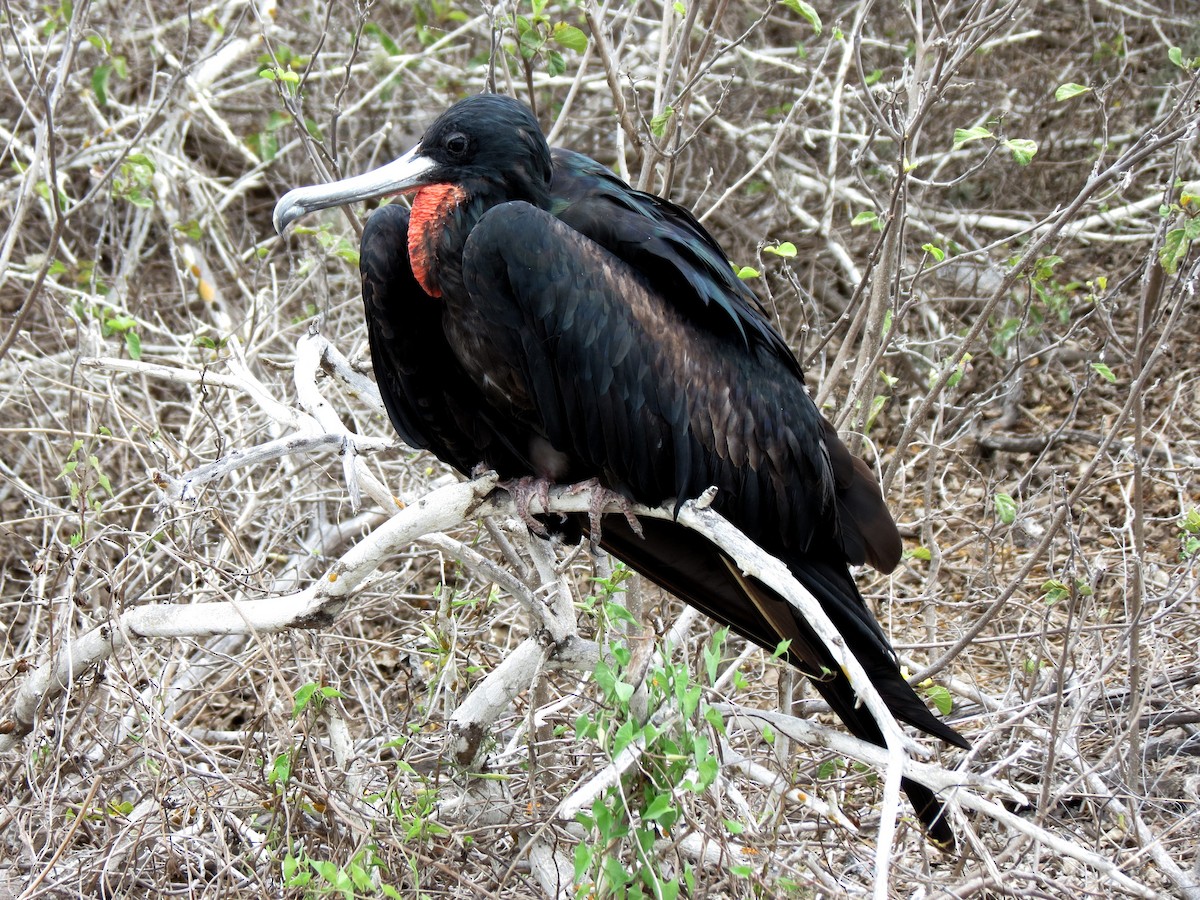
549,151,900,572
549,149,796,368
456,200,896,571
359,204,529,476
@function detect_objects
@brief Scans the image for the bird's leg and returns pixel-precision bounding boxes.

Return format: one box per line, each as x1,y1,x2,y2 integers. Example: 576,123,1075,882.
568,478,644,548
500,476,553,536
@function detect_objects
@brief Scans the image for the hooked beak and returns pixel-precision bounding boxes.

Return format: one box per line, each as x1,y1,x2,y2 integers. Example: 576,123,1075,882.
273,144,437,233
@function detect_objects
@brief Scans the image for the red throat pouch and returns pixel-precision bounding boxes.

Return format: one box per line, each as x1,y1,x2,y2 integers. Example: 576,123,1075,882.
408,184,467,298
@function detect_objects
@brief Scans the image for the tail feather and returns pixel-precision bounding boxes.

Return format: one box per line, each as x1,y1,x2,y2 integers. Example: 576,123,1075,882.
592,515,966,844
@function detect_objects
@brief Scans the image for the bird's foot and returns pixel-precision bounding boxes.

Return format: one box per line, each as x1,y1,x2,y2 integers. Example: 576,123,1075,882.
500,476,553,536
470,463,497,480
568,478,644,548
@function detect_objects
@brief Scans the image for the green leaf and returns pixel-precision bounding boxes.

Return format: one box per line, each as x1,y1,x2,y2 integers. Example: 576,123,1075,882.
1091,361,1116,383
735,265,759,280
1160,227,1189,274
92,63,113,107
613,679,634,704
282,853,307,885
516,16,541,59
994,492,1017,525
779,0,822,33
105,314,137,333
363,23,401,55
851,210,878,227
1168,46,1184,68
333,238,360,267
124,330,141,360
94,469,114,496
921,243,945,262
693,754,718,790
1055,82,1091,101
552,23,587,52
906,546,932,561
643,792,674,821
1003,138,1038,166
126,152,156,173
601,857,629,890
292,682,323,717
312,859,352,893
923,683,953,716
702,627,727,683
573,842,592,880
127,190,154,209
762,241,797,258
944,352,972,388
174,219,203,241
1042,578,1069,604
953,125,994,149
268,751,292,784
650,105,674,138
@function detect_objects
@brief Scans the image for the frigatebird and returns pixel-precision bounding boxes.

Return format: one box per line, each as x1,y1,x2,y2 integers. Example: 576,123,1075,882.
274,93,967,843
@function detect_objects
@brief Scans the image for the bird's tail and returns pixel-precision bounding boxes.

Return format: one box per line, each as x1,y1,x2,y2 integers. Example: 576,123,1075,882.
593,515,965,845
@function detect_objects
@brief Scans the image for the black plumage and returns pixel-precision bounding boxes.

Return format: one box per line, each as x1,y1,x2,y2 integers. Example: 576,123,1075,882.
274,93,966,843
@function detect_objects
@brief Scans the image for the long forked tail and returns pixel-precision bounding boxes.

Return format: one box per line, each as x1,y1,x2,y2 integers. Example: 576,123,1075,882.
592,515,967,845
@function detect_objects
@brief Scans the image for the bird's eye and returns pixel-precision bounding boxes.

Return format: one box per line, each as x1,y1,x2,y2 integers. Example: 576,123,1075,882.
444,132,469,157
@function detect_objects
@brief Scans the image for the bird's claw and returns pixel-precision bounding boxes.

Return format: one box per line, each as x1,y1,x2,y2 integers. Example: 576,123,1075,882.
568,478,644,549
501,476,553,536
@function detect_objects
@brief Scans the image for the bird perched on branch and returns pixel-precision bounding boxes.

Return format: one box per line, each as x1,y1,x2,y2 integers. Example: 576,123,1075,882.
274,93,967,843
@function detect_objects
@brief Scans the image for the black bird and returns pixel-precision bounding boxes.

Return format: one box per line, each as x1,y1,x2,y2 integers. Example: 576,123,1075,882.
274,93,967,842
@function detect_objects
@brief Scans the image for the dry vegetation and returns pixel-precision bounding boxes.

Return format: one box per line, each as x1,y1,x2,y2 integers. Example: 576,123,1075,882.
2,0,1200,896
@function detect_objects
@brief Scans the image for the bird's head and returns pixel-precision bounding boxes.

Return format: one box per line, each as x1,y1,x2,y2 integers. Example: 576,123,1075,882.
273,94,553,233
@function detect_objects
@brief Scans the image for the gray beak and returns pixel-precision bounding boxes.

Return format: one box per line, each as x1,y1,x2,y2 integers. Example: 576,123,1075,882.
273,144,437,233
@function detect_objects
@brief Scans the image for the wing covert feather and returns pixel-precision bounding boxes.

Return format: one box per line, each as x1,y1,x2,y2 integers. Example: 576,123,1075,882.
457,201,847,559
